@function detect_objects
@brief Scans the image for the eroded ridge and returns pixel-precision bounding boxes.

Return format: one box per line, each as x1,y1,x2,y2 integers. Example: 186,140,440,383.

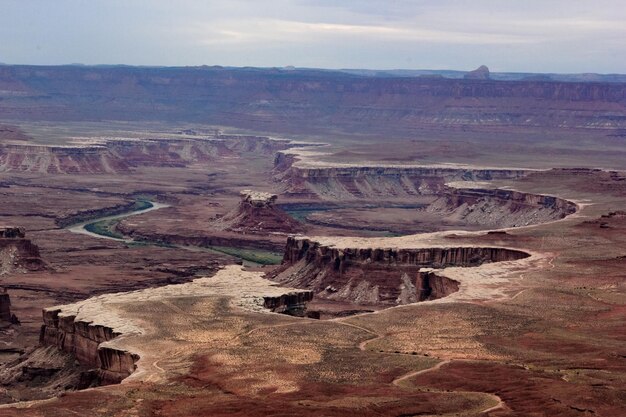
270,236,530,305
38,265,313,385
275,152,533,201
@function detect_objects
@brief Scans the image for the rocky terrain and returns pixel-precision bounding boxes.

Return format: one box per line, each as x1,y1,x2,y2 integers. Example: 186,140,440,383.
0,66,625,136
271,236,530,305
0,133,291,174
0,66,623,415
0,228,46,276
211,190,303,234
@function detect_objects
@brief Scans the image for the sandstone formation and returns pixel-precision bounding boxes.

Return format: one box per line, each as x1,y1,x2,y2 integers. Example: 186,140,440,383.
0,288,14,322
38,266,314,384
464,65,490,80
275,157,531,200
275,153,577,229
0,227,46,275
416,270,460,301
427,186,578,227
212,190,303,234
271,236,529,305
0,135,290,174
40,308,137,385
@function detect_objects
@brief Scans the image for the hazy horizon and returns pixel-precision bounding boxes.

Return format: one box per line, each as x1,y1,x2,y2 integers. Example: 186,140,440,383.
1,1,625,73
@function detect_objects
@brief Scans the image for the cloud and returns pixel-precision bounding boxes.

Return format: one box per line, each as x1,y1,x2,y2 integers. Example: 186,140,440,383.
0,0,624,72
188,18,537,46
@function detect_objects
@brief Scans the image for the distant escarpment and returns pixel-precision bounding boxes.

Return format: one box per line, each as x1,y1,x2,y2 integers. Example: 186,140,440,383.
427,187,578,228
270,236,529,305
274,158,530,200
0,227,46,275
0,65,624,133
275,158,577,228
0,135,289,174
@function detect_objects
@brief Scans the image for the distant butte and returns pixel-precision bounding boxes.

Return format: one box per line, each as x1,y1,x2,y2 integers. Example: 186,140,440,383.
464,65,490,80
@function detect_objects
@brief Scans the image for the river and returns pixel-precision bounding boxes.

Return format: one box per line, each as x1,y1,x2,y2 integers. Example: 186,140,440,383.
66,201,282,265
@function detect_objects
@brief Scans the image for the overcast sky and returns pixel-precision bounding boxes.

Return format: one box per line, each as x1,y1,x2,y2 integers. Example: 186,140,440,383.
1,0,624,73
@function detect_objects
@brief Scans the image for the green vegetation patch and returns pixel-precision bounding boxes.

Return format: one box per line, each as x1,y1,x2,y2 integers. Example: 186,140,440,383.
208,246,283,265
84,219,125,239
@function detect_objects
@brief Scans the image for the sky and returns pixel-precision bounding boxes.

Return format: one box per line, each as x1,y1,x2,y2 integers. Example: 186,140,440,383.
1,0,625,73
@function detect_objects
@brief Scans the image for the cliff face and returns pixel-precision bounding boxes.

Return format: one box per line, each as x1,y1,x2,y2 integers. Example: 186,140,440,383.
0,228,46,275
263,291,314,317
275,159,577,229
0,290,12,322
39,309,138,385
211,190,303,234
275,161,530,200
417,271,460,301
37,265,314,387
0,135,290,174
272,237,529,305
427,187,578,228
0,66,624,134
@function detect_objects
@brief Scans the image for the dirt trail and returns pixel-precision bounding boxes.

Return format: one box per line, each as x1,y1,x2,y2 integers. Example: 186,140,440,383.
333,317,507,415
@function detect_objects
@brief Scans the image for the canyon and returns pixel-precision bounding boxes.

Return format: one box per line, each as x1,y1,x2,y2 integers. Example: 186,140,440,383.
272,236,530,305
0,64,623,416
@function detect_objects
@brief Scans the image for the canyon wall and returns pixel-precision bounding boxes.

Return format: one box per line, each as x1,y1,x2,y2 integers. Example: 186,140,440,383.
263,291,314,317
0,66,624,134
275,160,531,200
427,187,578,228
0,135,290,174
0,228,46,275
275,159,577,228
211,190,303,234
271,237,529,305
39,309,138,385
37,266,315,386
0,290,13,322
417,271,460,301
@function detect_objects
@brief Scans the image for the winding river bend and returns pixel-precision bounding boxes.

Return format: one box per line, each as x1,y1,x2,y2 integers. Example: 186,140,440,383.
68,202,170,242
66,201,282,265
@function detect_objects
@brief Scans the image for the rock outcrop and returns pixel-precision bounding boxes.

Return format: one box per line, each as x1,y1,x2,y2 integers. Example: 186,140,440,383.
464,65,490,80
427,186,578,228
39,309,138,385
271,236,529,305
417,270,460,301
0,288,15,323
0,135,291,174
38,266,314,385
275,161,530,200
211,190,303,234
263,291,314,317
0,227,46,275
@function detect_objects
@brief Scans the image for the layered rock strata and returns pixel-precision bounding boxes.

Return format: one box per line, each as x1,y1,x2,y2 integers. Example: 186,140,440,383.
417,270,460,301
0,135,291,174
38,266,313,385
0,227,46,275
0,289,13,322
275,160,531,200
271,236,529,305
39,309,137,385
210,190,303,234
1,65,624,132
427,186,578,227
